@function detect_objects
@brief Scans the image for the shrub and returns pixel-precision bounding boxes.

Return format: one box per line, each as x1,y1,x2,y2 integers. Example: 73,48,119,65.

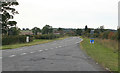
102,31,110,39
93,33,99,38
108,32,114,39
33,34,62,39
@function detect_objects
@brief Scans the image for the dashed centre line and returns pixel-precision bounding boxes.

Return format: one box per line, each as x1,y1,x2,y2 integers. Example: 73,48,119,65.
9,55,16,57
45,49,48,50
39,50,43,52
59,46,62,47
30,52,35,53
20,53,27,55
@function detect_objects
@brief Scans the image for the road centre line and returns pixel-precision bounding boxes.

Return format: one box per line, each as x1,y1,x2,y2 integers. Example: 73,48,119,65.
59,46,61,47
20,53,27,55
9,55,16,57
45,49,48,50
30,52,35,53
39,50,43,52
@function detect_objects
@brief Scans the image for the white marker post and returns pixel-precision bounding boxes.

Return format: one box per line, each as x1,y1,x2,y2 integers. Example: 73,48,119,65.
26,36,29,43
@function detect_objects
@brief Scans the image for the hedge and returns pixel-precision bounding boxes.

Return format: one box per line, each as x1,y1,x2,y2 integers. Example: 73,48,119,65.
82,31,118,40
34,34,62,39
2,35,33,45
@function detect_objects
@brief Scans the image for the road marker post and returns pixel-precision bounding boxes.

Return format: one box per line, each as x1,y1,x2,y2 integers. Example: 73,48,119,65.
26,36,29,43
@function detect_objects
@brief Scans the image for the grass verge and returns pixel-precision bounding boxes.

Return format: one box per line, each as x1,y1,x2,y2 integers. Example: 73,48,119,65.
80,37,118,71
2,36,69,50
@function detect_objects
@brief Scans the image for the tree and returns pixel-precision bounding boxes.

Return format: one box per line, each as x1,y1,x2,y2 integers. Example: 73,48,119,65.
18,28,21,31
100,25,104,32
22,28,25,30
8,27,19,35
118,28,120,41
32,27,41,35
85,25,88,31
57,27,63,35
57,28,63,31
26,28,29,30
42,25,53,34
0,0,19,35
76,29,82,36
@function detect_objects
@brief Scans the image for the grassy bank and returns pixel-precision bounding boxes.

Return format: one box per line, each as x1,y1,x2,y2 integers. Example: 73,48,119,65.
2,36,68,50
80,37,118,71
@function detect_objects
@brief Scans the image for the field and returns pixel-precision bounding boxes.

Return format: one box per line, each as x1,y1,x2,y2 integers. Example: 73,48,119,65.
80,37,118,71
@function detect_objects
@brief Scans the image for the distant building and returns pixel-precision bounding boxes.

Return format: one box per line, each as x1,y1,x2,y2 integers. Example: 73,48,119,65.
90,30,94,34
20,30,33,35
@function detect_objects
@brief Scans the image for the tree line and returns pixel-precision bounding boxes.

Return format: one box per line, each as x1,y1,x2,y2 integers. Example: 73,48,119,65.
1,0,120,45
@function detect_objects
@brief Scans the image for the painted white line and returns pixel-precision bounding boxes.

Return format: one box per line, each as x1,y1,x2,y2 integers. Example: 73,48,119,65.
106,68,109,70
20,53,27,55
56,47,58,48
0,57,2,59
39,50,43,52
30,52,35,53
9,55,16,57
59,46,61,47
96,63,98,64
45,49,48,50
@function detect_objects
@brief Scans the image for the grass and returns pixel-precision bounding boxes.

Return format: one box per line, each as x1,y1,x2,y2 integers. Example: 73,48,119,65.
80,37,118,71
2,36,69,50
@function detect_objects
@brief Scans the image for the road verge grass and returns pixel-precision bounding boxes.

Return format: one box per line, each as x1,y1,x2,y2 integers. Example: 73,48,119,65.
80,37,118,71
2,36,69,50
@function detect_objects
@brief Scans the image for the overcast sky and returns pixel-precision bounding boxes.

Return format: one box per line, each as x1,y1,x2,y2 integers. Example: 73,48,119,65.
14,0,119,29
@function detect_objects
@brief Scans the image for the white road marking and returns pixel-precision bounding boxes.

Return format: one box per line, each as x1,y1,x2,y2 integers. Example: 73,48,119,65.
20,53,27,55
96,63,98,64
59,46,61,47
56,47,58,48
30,52,35,53
39,50,43,52
76,42,79,44
106,68,109,70
9,55,16,57
0,57,2,59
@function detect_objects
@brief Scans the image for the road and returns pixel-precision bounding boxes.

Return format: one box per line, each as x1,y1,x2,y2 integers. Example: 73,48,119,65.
2,37,105,71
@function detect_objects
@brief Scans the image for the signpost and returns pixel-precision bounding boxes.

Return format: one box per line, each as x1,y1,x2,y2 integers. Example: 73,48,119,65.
90,30,94,44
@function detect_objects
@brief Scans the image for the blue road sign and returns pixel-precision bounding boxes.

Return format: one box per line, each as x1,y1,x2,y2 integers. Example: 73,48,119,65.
90,40,94,44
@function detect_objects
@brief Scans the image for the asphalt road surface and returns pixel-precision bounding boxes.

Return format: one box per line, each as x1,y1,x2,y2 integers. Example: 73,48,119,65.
2,37,105,71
